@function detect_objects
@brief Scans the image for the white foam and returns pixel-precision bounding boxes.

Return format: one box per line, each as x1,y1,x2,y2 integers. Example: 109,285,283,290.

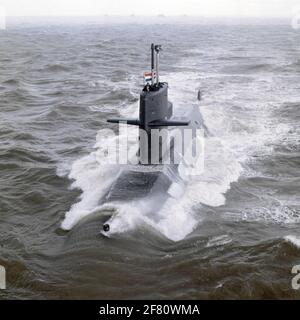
101,197,199,242
241,204,300,225
285,235,300,249
206,235,232,248
61,131,121,230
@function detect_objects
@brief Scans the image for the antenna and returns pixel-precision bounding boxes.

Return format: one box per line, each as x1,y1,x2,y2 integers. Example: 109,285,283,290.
151,43,155,86
154,44,162,85
150,43,162,86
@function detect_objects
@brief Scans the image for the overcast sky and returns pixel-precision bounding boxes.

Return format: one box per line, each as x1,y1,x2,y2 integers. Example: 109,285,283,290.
0,0,299,17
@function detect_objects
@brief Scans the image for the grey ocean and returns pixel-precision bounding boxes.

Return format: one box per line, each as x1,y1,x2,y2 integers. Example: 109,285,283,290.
0,18,300,299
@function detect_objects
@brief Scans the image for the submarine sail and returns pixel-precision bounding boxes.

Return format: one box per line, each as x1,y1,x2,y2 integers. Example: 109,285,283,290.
107,44,190,164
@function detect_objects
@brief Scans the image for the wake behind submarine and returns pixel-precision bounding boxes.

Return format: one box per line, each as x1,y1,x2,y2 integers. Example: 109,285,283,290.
102,44,205,234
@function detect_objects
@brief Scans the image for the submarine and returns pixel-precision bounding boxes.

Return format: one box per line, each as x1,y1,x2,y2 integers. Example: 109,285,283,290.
102,44,205,234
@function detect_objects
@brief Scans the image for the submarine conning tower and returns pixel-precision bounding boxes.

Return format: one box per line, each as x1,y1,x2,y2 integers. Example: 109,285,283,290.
107,43,190,163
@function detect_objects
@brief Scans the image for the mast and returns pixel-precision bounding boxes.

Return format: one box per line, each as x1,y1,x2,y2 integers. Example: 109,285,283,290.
154,44,162,85
151,43,155,86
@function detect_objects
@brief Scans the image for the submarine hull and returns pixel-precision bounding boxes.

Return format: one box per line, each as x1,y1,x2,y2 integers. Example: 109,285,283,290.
101,105,205,233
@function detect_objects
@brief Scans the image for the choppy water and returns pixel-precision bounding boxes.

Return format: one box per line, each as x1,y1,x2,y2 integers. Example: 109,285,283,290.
1,18,300,299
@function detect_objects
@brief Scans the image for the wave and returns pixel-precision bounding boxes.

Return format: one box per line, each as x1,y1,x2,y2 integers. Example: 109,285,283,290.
61,137,120,230
206,234,232,248
241,204,300,225
284,235,300,249
44,64,71,72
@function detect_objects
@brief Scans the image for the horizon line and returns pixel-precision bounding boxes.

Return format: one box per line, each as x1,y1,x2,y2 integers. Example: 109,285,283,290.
4,14,292,19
